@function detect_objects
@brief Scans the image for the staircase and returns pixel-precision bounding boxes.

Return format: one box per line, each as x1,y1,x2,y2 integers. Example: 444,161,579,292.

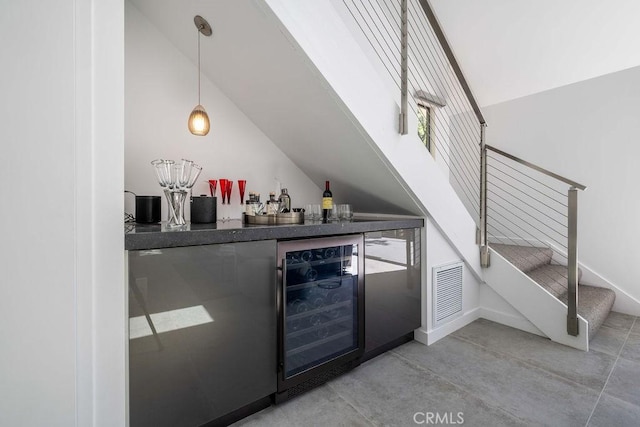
492,244,615,341
264,0,620,349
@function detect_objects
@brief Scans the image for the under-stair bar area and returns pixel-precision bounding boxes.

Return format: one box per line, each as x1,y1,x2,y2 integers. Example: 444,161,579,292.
342,0,482,221
481,144,615,341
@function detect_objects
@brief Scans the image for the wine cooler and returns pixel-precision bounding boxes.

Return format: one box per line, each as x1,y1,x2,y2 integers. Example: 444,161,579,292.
276,235,364,402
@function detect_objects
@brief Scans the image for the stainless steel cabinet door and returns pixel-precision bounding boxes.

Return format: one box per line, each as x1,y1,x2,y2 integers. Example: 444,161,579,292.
128,240,277,427
364,229,421,354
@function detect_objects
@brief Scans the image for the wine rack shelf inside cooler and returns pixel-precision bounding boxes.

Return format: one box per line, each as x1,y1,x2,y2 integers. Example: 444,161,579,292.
286,299,353,324
286,330,352,357
282,243,360,380
285,256,352,269
285,281,355,341
285,277,349,293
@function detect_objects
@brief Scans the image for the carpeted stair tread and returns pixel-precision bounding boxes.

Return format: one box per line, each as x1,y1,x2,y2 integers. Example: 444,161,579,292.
491,243,614,342
492,243,553,273
526,264,583,299
557,285,616,341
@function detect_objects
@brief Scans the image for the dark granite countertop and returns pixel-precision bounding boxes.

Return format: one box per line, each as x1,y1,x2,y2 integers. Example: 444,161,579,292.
125,215,424,250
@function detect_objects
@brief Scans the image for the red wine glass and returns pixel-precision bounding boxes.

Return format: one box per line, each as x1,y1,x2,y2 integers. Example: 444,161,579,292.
208,179,217,197
219,179,228,204
226,180,234,205
238,180,246,204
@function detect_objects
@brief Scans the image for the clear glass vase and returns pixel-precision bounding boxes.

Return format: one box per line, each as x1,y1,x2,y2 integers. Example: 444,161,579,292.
165,189,188,227
152,159,201,228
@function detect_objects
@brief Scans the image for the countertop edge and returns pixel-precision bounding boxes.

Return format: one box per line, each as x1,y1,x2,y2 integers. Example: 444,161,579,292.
125,218,424,250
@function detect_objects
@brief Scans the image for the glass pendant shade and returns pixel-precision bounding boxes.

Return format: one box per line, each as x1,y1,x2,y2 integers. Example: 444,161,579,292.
188,104,210,136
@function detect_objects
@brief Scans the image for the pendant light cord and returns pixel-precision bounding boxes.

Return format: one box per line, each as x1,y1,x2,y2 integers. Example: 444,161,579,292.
197,27,201,105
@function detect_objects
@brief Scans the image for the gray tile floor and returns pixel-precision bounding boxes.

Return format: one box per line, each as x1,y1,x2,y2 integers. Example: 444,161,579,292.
234,312,640,427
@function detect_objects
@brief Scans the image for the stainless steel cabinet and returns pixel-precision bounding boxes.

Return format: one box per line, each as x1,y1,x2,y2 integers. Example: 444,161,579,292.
127,240,277,427
364,228,421,356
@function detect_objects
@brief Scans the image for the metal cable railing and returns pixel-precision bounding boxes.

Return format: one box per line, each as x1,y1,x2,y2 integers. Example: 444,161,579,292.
341,0,587,337
342,0,482,221
484,144,586,336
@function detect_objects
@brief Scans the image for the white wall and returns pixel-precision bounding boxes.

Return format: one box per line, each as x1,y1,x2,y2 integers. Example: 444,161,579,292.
125,1,321,220
92,1,127,425
416,218,481,344
0,2,76,424
0,0,125,426
484,65,640,302
430,0,640,106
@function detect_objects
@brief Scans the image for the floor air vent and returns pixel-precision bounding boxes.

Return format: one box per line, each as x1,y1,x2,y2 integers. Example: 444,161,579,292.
433,262,464,326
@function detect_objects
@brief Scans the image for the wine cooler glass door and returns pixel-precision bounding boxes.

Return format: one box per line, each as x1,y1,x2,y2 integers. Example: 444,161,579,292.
279,237,363,386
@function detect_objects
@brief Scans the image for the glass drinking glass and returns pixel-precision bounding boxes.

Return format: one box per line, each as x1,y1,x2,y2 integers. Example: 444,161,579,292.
186,163,202,188
151,159,179,223
151,159,175,189
151,159,167,187
178,159,193,190
208,179,217,197
168,164,178,191
339,204,353,221
173,164,184,189
304,204,313,220
226,180,234,205
238,180,246,204
219,179,228,204
330,204,339,221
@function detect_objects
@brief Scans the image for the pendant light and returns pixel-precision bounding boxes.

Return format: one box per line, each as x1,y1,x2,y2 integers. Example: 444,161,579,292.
188,15,212,136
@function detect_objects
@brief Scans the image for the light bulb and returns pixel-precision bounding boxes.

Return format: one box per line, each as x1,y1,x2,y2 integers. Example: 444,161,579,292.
188,104,210,136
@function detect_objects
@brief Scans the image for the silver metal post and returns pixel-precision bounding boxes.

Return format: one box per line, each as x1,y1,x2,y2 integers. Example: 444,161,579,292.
567,187,579,336
479,123,490,267
399,0,408,135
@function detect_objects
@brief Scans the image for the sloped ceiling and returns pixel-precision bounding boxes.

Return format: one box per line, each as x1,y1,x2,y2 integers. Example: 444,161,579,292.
430,0,640,106
128,0,421,215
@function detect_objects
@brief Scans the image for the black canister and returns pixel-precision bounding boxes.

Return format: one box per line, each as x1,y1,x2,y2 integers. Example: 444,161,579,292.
135,196,161,224
191,196,217,223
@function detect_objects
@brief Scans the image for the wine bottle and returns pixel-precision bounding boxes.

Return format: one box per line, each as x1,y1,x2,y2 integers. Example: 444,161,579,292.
295,261,318,282
300,250,313,262
304,268,318,282
326,285,350,305
322,181,333,223
288,299,309,331
323,247,336,259
316,325,330,339
309,313,323,327
308,287,326,309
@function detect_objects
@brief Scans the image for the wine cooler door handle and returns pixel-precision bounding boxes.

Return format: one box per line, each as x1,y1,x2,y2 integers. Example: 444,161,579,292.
278,258,287,373
282,257,287,291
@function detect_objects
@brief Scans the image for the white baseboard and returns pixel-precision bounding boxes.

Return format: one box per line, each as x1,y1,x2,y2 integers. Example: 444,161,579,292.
479,307,546,337
414,306,548,348
415,307,481,346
